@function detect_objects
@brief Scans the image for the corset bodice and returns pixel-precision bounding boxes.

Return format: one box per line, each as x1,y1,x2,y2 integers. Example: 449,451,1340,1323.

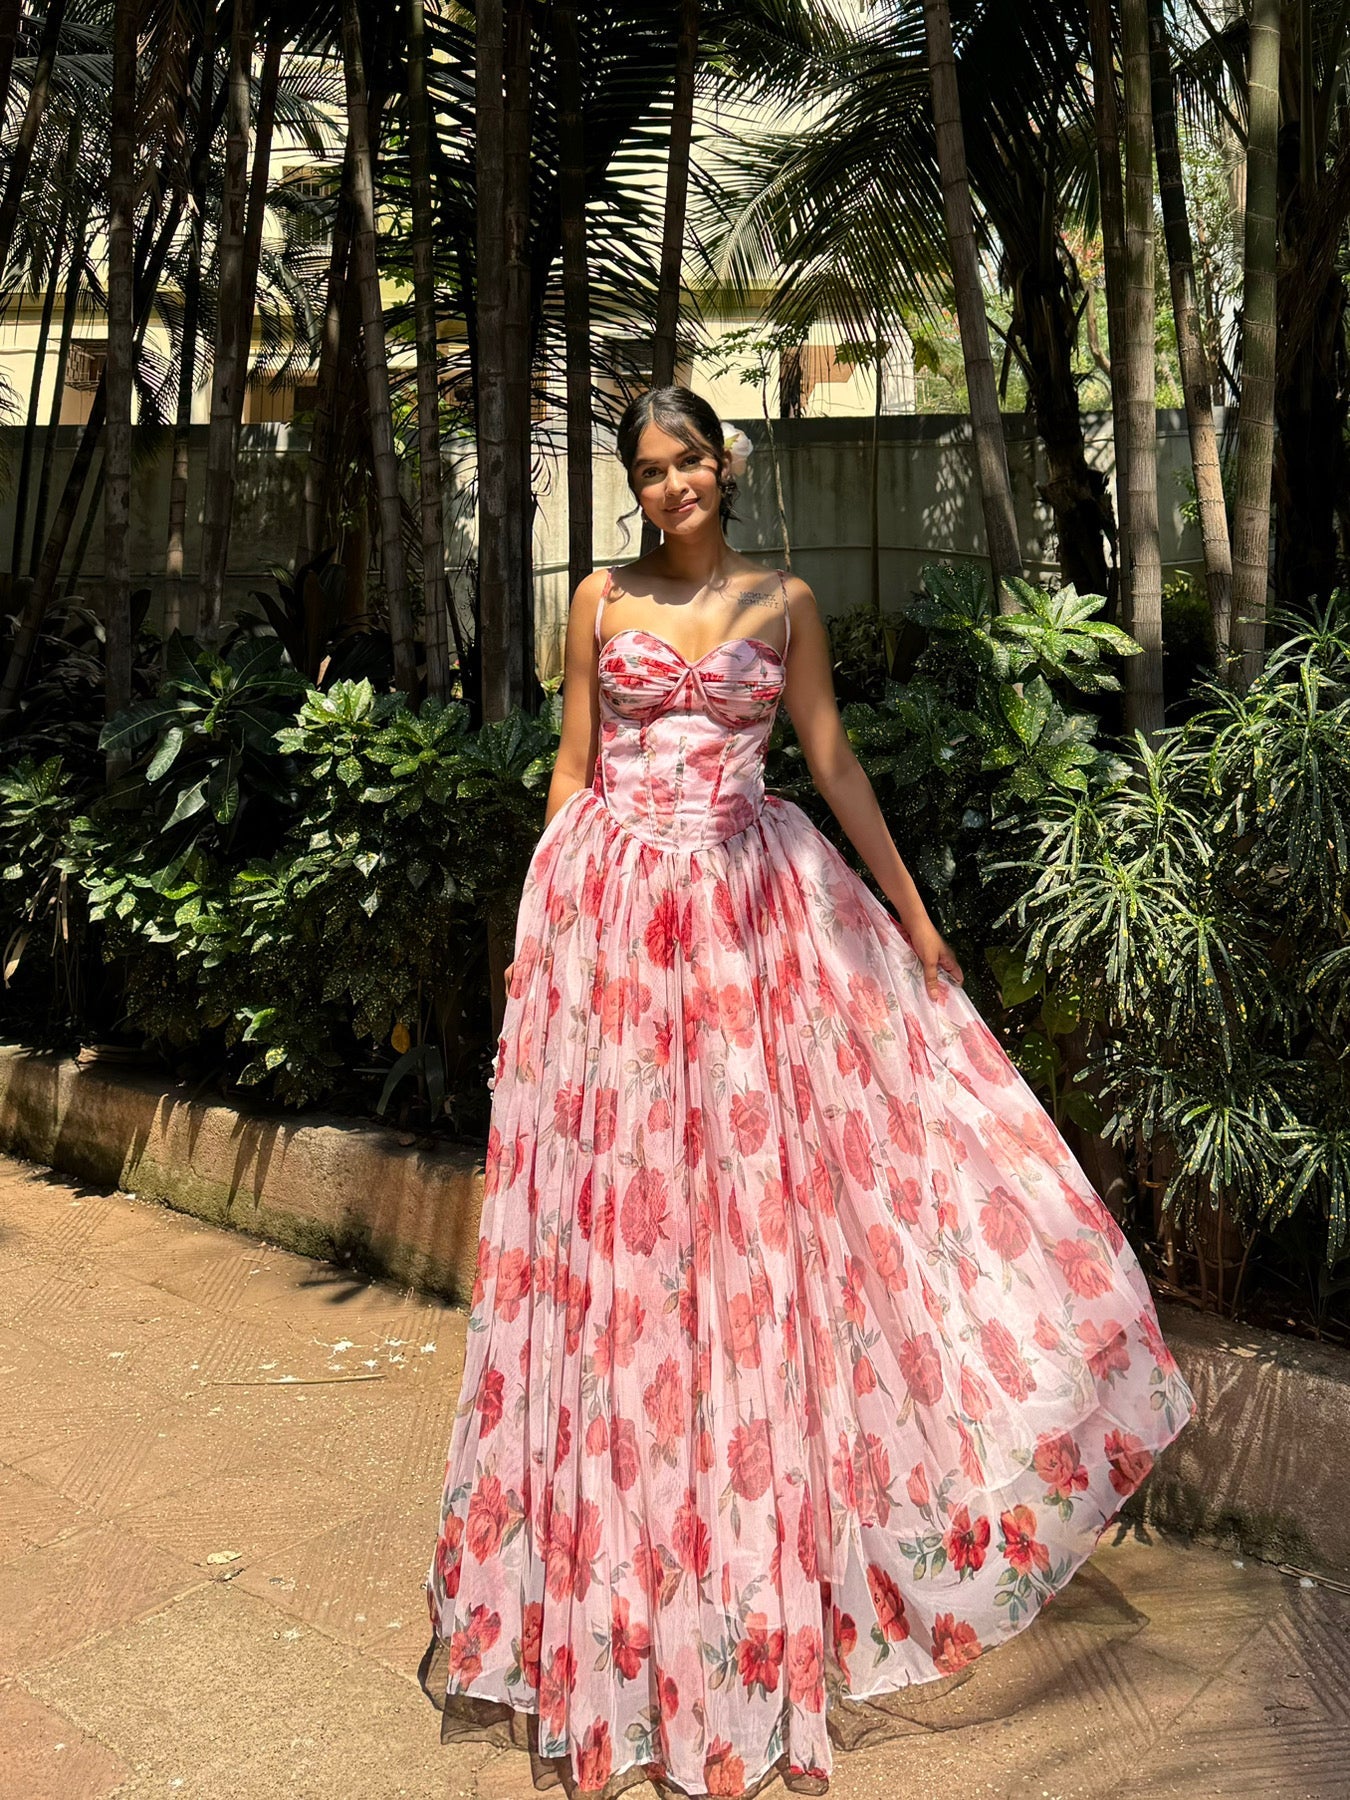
591,627,786,850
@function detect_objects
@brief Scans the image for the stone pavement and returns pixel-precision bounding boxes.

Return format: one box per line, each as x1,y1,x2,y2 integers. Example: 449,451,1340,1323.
1,1152,1349,1800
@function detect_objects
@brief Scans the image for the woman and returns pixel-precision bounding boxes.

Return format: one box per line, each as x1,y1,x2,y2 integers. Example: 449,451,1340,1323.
423,386,1195,1799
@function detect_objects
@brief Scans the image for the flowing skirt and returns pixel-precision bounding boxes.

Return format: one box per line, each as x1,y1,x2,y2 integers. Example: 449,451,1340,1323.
423,785,1196,1799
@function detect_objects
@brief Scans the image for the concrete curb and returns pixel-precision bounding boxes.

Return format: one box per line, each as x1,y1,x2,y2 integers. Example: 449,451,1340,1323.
3,1042,1349,1580
0,1044,486,1303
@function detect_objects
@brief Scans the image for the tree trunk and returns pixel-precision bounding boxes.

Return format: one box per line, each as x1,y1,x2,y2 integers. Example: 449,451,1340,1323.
12,115,77,577
0,143,185,716
105,0,138,769
552,0,593,602
30,204,87,577
641,0,699,556
477,0,511,721
233,25,282,429
0,0,23,125
1087,0,1131,619
922,0,1022,607
165,0,219,631
1230,0,1280,687
504,0,535,706
1147,0,1233,663
300,135,355,567
342,0,416,694
409,0,451,701
1121,0,1164,736
0,0,68,281
198,0,254,637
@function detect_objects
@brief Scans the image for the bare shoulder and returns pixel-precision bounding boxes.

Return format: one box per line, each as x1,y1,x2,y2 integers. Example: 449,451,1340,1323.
778,569,821,631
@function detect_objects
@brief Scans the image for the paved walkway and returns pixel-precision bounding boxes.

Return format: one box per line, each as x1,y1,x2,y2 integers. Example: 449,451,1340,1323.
1,1151,1349,1800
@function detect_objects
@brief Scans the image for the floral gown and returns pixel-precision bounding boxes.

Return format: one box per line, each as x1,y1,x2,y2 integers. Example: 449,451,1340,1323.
424,568,1196,1799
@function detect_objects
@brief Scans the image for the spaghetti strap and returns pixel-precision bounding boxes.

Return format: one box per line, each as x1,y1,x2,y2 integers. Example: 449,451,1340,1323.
777,568,791,653
594,567,614,646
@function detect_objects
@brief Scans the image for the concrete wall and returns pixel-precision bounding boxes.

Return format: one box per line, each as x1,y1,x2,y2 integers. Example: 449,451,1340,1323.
0,410,1207,682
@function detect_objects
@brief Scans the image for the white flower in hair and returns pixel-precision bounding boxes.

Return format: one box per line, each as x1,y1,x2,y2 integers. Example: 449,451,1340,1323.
720,422,754,478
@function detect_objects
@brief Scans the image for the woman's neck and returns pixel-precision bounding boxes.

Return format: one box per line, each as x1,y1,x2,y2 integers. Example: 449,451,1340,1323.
651,525,732,591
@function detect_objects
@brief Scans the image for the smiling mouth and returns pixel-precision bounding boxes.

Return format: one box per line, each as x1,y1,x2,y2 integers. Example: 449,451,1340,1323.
666,499,698,516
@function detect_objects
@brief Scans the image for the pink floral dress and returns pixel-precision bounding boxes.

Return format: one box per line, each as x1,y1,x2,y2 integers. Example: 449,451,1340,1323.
424,568,1196,1799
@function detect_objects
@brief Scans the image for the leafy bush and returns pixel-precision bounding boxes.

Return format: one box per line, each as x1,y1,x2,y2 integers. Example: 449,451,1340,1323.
1004,595,1350,1271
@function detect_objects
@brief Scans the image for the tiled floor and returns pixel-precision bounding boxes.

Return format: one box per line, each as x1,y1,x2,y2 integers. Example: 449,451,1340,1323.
1,1152,1348,1800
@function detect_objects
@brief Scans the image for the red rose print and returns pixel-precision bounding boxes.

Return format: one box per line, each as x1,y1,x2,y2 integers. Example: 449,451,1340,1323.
434,1513,464,1599
737,1611,786,1695
848,970,889,1030
730,1088,771,1153
867,1222,908,1291
866,1563,910,1642
797,1485,820,1579
842,1108,877,1187
1033,1431,1089,1501
610,1416,639,1490
673,1487,712,1576
577,1719,613,1788
960,1019,1017,1084
475,1365,505,1435
553,1082,586,1140
592,1085,619,1152
446,1602,502,1683
945,1504,991,1574
1077,1316,1131,1382
645,892,692,967
853,1353,878,1396
1000,1503,1051,1575
545,1506,576,1600
493,1246,531,1323
728,1417,774,1500
852,1430,892,1526
520,1600,543,1688
539,1644,576,1736
980,1186,1032,1260
886,1095,925,1157
931,1612,982,1673
466,1472,509,1562
642,1356,686,1457
898,1330,944,1406
704,1739,747,1796
888,1172,923,1225
1104,1428,1155,1495
906,1461,930,1509
585,1413,608,1456
1053,1235,1114,1299
729,1291,762,1369
553,1404,571,1471
959,1360,994,1421
611,1594,651,1679
787,1625,825,1710
980,1316,1037,1401
620,1168,670,1256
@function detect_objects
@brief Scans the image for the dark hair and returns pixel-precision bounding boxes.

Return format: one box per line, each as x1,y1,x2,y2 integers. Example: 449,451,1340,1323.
616,384,738,529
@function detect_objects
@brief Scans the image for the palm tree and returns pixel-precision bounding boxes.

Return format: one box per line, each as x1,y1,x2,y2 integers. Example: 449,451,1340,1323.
1121,0,1163,735
1147,0,1231,662
551,0,593,600
165,0,221,630
1230,0,1280,689
922,0,1022,601
342,0,415,692
408,0,452,700
0,0,69,280
199,0,255,636
106,0,138,764
1087,0,1130,607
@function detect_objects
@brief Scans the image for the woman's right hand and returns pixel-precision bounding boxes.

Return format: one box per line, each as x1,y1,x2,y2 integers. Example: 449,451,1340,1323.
503,961,514,992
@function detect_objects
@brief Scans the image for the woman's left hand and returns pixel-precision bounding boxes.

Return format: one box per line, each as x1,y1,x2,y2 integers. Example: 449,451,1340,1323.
908,919,964,1001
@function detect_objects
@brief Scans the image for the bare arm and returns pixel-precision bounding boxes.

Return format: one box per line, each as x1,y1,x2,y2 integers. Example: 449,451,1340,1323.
503,572,606,991
779,576,964,1000
544,567,608,826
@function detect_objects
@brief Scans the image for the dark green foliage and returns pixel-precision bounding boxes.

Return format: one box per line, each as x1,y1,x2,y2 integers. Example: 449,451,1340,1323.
1005,595,1350,1267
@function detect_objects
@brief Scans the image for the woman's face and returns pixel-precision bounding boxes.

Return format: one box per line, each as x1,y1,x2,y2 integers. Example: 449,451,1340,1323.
629,421,725,538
